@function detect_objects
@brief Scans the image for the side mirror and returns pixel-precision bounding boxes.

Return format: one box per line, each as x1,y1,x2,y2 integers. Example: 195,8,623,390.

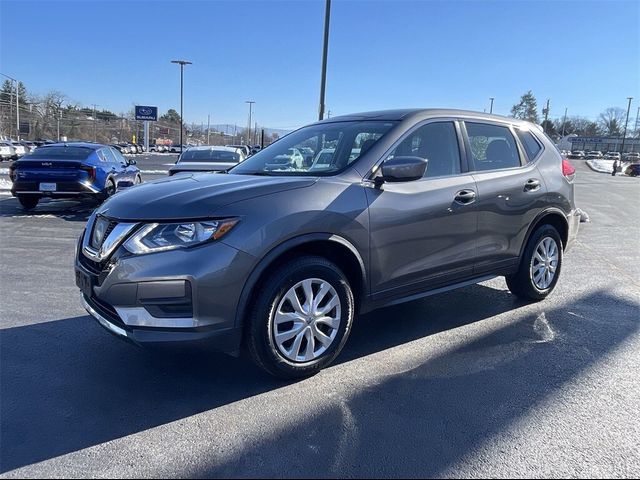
380,156,428,183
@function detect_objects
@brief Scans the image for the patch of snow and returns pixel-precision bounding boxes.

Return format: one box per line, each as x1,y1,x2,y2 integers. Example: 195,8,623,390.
141,170,169,174
0,178,13,190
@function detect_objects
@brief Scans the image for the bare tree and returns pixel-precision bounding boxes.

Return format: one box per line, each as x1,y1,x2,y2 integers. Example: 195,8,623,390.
598,107,626,136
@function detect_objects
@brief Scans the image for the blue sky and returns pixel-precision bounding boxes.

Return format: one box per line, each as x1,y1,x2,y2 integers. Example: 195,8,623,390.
1,0,638,128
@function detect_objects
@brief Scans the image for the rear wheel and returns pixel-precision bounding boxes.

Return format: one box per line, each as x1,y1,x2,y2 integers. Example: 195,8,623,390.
506,224,563,301
17,195,39,210
246,255,355,379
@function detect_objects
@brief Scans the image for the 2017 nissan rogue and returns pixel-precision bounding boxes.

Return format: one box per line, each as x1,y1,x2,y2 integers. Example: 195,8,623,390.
75,109,580,378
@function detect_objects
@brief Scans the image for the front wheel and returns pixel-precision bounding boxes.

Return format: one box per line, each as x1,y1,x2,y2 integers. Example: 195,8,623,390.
17,195,39,210
246,256,355,379
506,224,563,301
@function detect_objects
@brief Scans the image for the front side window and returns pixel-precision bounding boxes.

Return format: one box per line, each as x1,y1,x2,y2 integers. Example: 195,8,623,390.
230,120,397,176
386,122,461,178
466,122,521,171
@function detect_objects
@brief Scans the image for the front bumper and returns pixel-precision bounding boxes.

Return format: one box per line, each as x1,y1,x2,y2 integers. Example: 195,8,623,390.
75,230,255,350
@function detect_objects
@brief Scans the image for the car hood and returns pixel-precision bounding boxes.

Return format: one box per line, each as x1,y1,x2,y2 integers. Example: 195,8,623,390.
97,173,317,221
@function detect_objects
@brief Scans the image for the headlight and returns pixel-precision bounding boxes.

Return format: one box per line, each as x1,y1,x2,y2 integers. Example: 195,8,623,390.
123,219,238,255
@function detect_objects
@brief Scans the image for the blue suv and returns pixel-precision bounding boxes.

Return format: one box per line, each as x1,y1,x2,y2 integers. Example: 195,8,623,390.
10,142,141,210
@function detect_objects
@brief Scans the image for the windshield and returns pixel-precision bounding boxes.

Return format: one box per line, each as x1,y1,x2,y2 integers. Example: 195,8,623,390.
230,120,397,176
23,146,92,160
179,149,241,163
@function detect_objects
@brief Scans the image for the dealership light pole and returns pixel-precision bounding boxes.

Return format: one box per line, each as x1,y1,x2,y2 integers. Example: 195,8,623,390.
245,101,255,145
489,97,494,114
620,97,633,155
92,104,99,142
171,60,192,154
318,0,331,121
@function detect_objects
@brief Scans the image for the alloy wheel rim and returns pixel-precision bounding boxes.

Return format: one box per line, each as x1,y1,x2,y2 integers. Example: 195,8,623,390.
530,237,559,290
273,278,341,363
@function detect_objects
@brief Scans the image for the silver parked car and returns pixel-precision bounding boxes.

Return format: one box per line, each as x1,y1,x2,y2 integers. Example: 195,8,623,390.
0,141,16,161
75,109,580,378
168,146,246,176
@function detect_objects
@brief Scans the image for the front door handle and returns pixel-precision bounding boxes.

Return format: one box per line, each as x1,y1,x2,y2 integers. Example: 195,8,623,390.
454,189,476,205
524,178,541,191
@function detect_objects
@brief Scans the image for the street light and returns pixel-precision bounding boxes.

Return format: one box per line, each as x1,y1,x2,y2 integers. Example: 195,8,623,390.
171,59,192,154
245,101,255,146
318,0,331,121
620,97,633,156
1,73,20,140
489,97,494,114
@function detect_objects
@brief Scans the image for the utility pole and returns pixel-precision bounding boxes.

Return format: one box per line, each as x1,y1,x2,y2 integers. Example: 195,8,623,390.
57,110,62,141
620,97,633,155
489,97,494,114
92,104,99,142
207,114,210,144
542,99,550,132
254,121,258,145
15,80,19,140
318,0,331,120
633,106,640,140
561,107,568,137
171,60,193,153
245,101,255,145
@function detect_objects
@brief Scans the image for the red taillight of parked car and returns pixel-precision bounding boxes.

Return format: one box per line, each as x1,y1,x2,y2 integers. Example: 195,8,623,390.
81,166,96,182
562,158,576,178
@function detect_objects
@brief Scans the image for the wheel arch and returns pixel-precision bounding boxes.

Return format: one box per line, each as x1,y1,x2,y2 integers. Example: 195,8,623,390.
520,208,569,262
234,233,367,329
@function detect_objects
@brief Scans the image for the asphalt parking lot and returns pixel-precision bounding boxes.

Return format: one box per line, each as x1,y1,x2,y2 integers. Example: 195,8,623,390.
0,159,638,477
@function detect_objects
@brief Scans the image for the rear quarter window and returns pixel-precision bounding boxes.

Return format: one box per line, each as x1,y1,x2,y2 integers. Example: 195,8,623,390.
516,130,543,161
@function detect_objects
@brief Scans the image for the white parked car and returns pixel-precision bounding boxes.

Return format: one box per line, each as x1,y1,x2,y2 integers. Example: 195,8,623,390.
604,152,621,160
168,146,246,176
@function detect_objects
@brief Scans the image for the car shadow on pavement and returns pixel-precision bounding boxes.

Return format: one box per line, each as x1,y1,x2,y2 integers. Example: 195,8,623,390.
197,288,639,478
1,287,637,474
0,197,97,222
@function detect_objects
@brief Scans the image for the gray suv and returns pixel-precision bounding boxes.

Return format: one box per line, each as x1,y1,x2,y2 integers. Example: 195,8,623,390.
75,109,580,378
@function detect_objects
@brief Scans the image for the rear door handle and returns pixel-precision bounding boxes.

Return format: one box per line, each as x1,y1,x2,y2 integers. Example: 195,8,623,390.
454,189,476,205
524,179,541,191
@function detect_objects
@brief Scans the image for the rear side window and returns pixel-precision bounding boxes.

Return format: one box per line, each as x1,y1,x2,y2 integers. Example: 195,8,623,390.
516,130,543,161
387,122,461,178
24,146,92,160
466,122,521,171
100,148,116,163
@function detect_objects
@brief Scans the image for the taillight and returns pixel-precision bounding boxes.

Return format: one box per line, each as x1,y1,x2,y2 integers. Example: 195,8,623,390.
81,166,96,181
562,158,576,178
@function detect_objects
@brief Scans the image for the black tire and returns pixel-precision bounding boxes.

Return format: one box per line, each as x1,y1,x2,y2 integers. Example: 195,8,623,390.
506,224,563,301
17,195,39,210
134,174,142,184
246,255,355,379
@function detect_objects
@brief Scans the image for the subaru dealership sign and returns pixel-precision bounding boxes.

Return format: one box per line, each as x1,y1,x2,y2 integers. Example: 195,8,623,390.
135,106,158,121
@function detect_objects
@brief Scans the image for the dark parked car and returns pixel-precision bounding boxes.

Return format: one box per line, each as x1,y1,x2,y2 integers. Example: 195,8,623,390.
75,109,579,378
624,163,640,177
10,142,141,210
168,146,246,176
